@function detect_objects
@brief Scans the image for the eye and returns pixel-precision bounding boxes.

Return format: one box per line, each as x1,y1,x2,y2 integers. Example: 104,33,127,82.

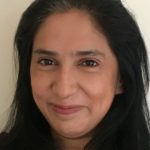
81,59,99,67
38,58,56,66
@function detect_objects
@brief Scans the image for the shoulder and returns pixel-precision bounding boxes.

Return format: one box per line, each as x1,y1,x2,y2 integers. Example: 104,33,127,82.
0,132,9,150
0,132,7,140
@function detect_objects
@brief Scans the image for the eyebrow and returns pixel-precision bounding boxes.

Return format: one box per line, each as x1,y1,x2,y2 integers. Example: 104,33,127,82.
33,49,58,56
33,48,105,57
76,50,105,57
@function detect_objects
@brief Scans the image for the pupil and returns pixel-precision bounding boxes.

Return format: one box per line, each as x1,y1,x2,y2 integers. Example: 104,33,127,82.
87,60,95,66
45,60,52,65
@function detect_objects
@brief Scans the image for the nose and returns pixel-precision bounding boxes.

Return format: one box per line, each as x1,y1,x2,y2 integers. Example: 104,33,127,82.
51,67,78,99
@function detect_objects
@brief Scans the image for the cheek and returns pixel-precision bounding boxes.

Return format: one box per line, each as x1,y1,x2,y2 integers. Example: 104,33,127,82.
30,71,50,103
82,74,117,117
30,73,51,120
83,74,117,100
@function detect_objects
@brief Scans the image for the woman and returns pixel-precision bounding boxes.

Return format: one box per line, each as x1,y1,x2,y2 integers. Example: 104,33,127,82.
0,0,150,149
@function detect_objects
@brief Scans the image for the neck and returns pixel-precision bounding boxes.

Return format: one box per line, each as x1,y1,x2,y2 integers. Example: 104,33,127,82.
53,132,91,150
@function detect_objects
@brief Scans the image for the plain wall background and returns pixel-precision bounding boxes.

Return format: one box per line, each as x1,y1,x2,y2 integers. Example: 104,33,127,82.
0,0,150,130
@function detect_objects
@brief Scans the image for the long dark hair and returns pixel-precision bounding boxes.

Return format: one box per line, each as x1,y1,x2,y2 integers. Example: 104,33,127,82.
0,0,150,149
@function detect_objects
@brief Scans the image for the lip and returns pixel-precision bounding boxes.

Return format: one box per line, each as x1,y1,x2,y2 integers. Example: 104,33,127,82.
50,103,84,115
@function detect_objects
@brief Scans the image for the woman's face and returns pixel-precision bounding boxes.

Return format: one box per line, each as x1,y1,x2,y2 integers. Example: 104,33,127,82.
30,10,122,139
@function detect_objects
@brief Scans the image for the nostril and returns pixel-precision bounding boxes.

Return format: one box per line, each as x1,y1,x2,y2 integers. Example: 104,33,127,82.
50,68,78,98
50,78,77,99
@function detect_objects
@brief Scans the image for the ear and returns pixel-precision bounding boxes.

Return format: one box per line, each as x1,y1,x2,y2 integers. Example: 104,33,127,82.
115,79,123,95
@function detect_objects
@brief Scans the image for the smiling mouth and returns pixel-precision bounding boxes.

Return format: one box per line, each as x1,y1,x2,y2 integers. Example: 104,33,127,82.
50,103,84,115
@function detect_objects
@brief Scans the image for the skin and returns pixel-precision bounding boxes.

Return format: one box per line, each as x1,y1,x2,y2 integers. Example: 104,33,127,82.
30,10,122,150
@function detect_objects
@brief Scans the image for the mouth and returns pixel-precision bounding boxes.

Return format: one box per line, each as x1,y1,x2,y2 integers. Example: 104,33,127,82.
50,103,84,115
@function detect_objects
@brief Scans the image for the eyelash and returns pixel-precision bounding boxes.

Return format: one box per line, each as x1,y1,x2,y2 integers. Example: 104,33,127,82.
79,59,99,67
38,58,57,66
37,58,99,68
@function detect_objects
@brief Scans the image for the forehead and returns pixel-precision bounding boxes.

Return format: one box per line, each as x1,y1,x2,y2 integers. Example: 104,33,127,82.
39,9,95,28
34,9,99,39
33,9,112,57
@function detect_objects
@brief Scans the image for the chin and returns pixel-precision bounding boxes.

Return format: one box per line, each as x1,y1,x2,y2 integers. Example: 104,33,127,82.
58,127,91,139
